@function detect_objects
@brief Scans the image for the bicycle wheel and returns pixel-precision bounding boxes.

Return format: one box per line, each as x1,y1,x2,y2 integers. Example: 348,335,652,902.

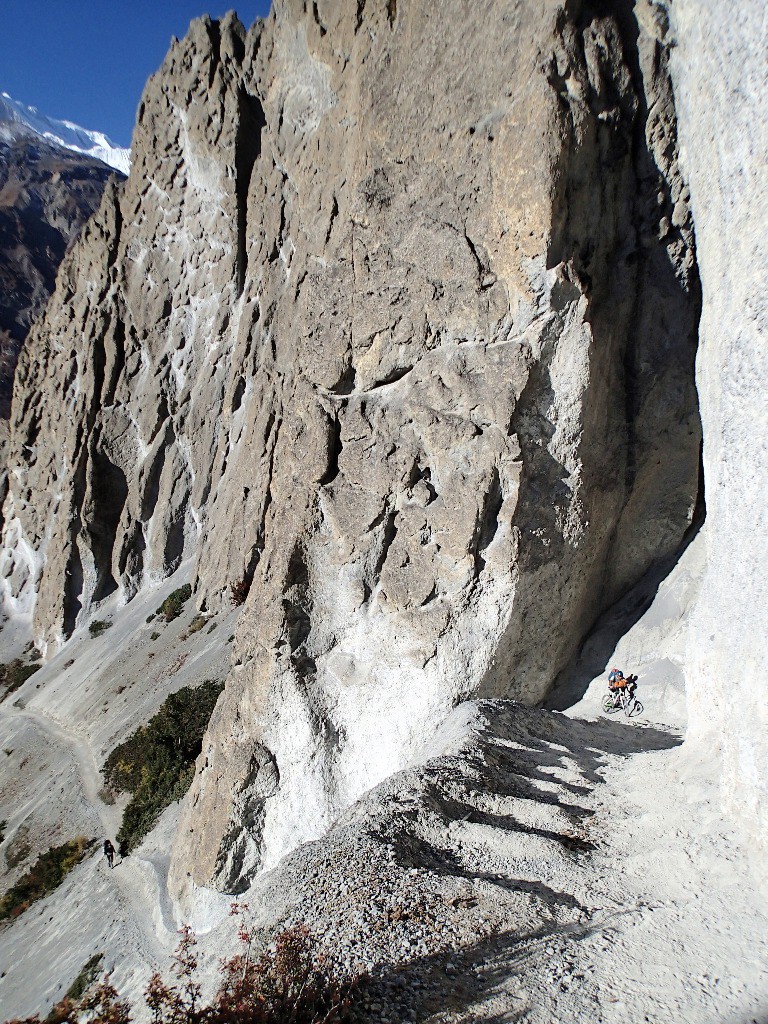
603,694,620,714
627,698,644,718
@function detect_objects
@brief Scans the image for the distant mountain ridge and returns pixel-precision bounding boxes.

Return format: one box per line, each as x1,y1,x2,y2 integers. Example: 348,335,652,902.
0,96,126,418
0,92,130,175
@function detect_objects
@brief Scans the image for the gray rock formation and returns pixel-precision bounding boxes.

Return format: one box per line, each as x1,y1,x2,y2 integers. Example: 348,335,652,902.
0,128,119,418
0,0,701,893
668,0,768,860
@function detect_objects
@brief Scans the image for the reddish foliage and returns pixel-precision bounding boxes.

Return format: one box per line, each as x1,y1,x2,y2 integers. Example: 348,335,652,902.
5,979,129,1024
228,577,250,607
6,909,360,1024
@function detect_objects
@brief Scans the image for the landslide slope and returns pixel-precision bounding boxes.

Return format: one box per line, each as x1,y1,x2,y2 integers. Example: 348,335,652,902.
0,0,701,892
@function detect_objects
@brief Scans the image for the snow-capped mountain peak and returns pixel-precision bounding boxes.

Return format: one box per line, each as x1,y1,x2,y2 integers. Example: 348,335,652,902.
0,91,130,174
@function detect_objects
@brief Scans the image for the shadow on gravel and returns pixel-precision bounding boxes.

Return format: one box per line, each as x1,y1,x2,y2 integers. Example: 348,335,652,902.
358,702,682,1020
357,912,625,1023
384,703,679,873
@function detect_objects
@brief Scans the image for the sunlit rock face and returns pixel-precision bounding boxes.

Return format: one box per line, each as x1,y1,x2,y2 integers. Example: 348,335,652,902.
669,0,768,859
0,0,701,893
0,16,248,635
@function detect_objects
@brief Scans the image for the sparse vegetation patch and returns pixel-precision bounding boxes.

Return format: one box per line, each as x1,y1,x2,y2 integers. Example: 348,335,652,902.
102,679,223,852
0,836,92,922
65,953,104,1002
3,912,361,1024
88,620,112,638
156,584,192,623
187,614,207,635
0,660,41,700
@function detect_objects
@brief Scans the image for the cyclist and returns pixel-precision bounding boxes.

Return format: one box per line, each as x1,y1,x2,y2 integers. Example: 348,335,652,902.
607,668,637,706
608,666,626,691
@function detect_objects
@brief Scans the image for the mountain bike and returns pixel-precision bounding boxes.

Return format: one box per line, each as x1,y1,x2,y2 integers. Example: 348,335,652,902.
602,688,643,717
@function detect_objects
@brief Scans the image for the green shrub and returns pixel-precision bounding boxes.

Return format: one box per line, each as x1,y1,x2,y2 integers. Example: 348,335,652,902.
0,836,92,921
156,584,192,623
102,679,223,852
150,631,160,641
89,620,112,638
65,953,104,1002
187,614,207,635
0,660,41,699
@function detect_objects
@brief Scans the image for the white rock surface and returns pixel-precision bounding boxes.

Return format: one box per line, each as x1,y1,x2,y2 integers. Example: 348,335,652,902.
1,501,766,1024
668,0,768,861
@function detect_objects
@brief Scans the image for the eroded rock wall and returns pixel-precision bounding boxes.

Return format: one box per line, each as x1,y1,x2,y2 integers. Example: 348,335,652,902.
668,0,768,854
0,0,701,890
0,16,248,633
174,0,702,893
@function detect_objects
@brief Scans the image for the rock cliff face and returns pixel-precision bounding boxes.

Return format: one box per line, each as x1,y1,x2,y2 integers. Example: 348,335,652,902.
668,0,768,858
0,0,701,893
0,130,118,418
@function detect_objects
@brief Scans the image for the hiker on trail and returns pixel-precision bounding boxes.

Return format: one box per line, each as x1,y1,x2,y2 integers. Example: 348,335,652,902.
103,839,115,869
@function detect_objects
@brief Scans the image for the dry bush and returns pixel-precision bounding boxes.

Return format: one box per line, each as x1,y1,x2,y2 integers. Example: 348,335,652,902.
229,577,250,607
4,909,360,1024
146,911,359,1024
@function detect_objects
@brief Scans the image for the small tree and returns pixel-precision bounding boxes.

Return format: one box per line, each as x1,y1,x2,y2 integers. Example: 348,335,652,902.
145,925,203,1024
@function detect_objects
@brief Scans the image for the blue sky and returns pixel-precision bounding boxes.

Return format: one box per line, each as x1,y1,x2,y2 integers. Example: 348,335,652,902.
1,1,272,147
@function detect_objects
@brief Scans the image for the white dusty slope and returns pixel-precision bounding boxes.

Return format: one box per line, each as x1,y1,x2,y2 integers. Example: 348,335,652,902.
668,0,768,860
0,570,236,1015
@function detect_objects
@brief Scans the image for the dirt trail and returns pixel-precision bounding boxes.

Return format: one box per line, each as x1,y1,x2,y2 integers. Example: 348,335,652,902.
14,701,182,933
12,707,118,835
